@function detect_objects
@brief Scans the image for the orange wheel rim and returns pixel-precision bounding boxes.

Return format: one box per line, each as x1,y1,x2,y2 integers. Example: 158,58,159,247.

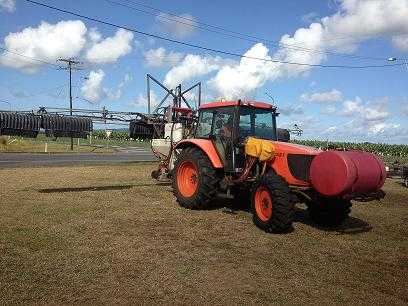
254,186,272,222
177,161,198,197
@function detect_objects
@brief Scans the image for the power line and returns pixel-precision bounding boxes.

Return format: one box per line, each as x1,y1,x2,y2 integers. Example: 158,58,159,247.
22,0,405,69
109,0,390,62
124,0,408,54
0,46,62,69
8,84,68,99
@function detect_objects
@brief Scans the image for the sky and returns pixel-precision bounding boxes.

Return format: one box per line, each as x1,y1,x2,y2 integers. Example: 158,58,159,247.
0,0,407,143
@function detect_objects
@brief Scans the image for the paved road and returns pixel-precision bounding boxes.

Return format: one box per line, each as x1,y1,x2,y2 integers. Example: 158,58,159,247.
0,147,157,168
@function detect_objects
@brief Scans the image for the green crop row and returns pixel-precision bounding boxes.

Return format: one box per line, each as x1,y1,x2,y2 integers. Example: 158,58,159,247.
291,139,408,157
91,130,131,140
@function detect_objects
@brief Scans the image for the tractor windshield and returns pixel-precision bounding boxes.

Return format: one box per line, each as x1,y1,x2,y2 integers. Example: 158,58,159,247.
239,107,277,141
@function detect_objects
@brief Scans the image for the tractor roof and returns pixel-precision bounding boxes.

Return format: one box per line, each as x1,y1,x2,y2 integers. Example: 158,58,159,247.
199,100,274,110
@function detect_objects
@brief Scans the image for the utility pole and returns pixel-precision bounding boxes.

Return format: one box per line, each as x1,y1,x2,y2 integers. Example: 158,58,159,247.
57,58,83,150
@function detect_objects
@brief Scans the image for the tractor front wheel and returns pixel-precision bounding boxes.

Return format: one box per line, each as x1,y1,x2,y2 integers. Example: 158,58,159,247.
251,171,294,233
307,196,352,227
172,147,221,209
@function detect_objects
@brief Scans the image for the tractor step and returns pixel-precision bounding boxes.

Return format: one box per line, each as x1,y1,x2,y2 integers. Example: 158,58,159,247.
217,192,234,200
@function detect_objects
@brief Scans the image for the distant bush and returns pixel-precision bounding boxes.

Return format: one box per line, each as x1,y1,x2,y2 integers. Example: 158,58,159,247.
0,136,8,146
91,130,148,142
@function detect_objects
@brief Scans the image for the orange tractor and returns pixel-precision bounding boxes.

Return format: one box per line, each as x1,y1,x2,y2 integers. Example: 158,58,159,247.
151,99,386,233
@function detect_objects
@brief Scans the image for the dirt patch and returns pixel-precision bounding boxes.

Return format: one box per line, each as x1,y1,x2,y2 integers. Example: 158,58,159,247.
0,164,407,304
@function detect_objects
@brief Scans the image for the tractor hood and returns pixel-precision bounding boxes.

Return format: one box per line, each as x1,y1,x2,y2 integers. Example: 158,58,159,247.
272,141,321,156
269,141,386,199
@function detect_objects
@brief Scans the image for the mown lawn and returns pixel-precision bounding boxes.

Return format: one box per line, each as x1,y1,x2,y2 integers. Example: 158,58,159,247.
0,164,407,304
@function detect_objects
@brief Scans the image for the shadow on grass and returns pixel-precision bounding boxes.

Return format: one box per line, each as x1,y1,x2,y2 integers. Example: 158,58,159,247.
294,207,372,234
38,183,156,193
216,198,371,235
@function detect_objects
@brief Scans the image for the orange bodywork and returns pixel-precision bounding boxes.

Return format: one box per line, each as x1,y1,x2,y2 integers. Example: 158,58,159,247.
269,141,320,186
175,139,320,187
175,139,224,168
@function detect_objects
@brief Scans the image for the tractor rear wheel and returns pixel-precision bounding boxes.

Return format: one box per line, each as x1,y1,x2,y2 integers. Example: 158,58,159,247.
172,146,221,209
251,170,294,233
307,196,352,227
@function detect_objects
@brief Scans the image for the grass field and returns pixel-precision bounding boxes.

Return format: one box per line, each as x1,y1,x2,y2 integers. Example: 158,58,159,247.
0,163,407,304
0,134,149,153
0,139,114,153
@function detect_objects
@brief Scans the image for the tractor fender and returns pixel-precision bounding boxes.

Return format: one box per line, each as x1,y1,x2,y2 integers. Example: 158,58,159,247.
174,139,223,168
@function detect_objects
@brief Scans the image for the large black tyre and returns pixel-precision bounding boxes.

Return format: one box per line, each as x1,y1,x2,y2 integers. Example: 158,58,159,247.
172,146,222,209
307,196,352,227
251,170,294,233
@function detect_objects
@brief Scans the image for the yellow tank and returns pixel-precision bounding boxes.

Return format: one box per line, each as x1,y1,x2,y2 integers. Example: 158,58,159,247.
245,137,275,161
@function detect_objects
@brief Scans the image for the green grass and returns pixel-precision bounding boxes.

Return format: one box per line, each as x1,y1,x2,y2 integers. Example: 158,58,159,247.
0,133,151,153
0,137,114,153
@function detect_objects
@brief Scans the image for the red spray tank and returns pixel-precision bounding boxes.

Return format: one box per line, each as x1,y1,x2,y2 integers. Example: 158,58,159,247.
309,150,386,197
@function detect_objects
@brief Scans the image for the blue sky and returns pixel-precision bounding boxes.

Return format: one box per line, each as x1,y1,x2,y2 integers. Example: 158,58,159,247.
0,0,407,143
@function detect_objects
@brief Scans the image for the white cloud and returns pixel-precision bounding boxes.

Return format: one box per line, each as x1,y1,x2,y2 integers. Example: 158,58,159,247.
319,0,408,52
86,29,133,64
107,73,132,100
279,104,304,116
131,90,161,111
364,107,389,121
156,12,197,38
207,0,408,98
81,69,105,103
342,97,363,116
208,43,280,99
321,105,337,114
325,126,338,133
292,115,318,130
0,20,87,73
80,70,131,103
0,0,15,12
164,54,224,88
312,96,395,141
144,47,183,68
368,122,398,135
392,34,408,51
301,89,343,103
88,27,102,44
318,119,407,142
341,96,389,121
163,1,408,100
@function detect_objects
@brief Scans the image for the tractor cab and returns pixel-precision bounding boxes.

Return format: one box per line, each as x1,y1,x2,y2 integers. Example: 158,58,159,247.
195,100,278,172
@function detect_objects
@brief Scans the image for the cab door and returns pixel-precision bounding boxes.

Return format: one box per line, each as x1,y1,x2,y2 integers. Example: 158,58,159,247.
211,107,235,172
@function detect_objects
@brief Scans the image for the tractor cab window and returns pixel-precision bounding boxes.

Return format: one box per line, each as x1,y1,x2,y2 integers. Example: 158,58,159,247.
196,107,235,172
239,107,277,141
196,110,213,138
212,109,234,140
195,107,235,139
